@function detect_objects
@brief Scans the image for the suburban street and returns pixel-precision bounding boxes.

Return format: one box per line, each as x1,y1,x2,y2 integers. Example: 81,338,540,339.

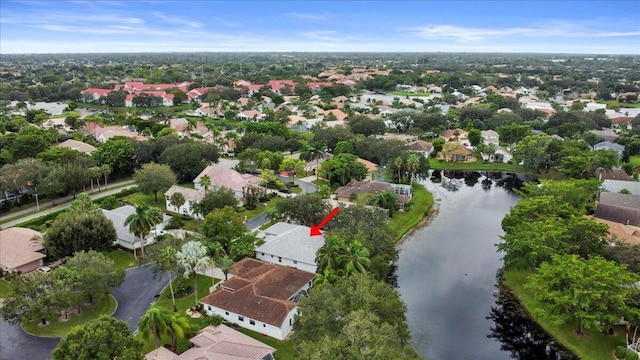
0,265,167,360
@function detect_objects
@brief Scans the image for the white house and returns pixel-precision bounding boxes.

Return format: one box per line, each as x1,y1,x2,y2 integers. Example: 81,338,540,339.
594,141,625,158
164,185,206,219
200,258,315,340
101,205,170,250
481,130,500,145
257,222,326,273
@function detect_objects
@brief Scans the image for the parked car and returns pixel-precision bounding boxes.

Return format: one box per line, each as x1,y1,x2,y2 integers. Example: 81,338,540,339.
279,188,291,194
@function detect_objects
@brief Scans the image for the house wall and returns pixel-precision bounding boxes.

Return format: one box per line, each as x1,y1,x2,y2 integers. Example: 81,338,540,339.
165,200,203,219
256,252,317,273
15,259,43,274
202,304,297,340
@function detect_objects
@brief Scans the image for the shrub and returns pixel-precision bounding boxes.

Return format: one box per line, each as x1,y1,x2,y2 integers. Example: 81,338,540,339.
17,209,66,230
173,285,193,298
99,195,120,210
236,206,246,212
627,351,639,360
165,216,184,230
204,314,224,326
617,346,629,359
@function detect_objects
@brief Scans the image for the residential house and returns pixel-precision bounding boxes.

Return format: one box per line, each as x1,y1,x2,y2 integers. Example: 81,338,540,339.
594,141,625,158
439,128,469,142
322,109,348,121
268,80,296,95
440,142,475,162
357,157,378,180
288,116,323,132
483,145,513,163
0,227,46,274
481,130,500,145
164,185,206,219
101,205,170,250
200,258,315,340
85,123,142,143
193,166,260,199
595,192,640,226
334,180,412,208
193,103,224,119
81,88,113,101
589,129,619,143
257,222,326,273
408,140,433,157
56,139,97,155
145,324,276,360
307,82,333,92
612,116,634,130
236,110,265,122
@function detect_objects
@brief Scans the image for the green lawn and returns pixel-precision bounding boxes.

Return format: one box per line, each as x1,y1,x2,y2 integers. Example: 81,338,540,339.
311,179,328,187
51,110,81,118
120,192,167,210
242,197,282,221
503,270,625,360
22,294,117,337
387,183,433,243
0,279,14,298
629,155,640,166
388,90,432,97
596,100,640,109
105,249,137,271
178,182,195,189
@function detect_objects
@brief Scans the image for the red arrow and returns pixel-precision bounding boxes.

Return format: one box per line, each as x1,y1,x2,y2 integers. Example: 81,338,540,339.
310,207,340,236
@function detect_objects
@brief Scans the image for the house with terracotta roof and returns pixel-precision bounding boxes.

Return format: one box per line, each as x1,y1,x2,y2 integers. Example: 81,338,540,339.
257,222,325,273
439,128,469,142
307,81,333,91
323,109,348,121
200,258,315,340
356,157,378,180
440,142,476,163
334,180,412,208
80,88,113,101
236,110,265,122
56,139,97,155
193,165,260,199
408,140,433,157
0,227,46,274
145,324,275,360
164,185,206,219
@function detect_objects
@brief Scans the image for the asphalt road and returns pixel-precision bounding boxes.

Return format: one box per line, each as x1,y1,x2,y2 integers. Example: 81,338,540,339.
277,175,317,194
0,265,167,359
245,212,268,230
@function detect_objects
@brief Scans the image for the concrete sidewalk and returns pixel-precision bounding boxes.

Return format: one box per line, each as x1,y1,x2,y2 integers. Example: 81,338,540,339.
0,179,136,228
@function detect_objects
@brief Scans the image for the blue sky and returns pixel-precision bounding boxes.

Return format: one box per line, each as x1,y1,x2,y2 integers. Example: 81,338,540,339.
1,1,639,54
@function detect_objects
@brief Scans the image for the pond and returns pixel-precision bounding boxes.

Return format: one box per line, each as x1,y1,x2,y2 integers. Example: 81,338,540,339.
397,171,576,360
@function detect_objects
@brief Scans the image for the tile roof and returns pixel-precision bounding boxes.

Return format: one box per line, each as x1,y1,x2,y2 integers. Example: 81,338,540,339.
0,227,45,270
408,140,433,152
193,166,260,193
334,180,392,199
56,139,97,154
200,258,314,327
164,185,206,203
258,222,325,265
172,324,275,360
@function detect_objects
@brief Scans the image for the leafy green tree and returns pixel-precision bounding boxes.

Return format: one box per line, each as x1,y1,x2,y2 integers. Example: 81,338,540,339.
242,185,266,210
53,315,143,360
197,187,238,216
275,193,331,227
513,134,553,173
160,141,219,182
348,115,386,136
0,271,61,326
138,304,190,350
133,162,177,203
294,274,412,346
10,126,54,160
526,254,640,335
66,251,125,304
92,136,135,175
467,128,482,147
315,234,346,273
371,190,398,216
280,157,305,183
497,123,533,151
319,153,368,186
177,240,210,306
199,206,245,256
44,196,117,258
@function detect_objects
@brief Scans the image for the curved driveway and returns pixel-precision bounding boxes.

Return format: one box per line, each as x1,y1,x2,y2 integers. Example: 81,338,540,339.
0,264,167,360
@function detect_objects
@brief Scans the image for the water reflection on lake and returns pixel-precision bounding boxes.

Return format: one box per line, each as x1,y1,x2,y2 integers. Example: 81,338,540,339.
397,171,574,360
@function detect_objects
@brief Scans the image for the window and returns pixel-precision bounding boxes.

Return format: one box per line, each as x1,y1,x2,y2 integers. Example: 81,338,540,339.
238,316,244,322
278,257,282,263
271,255,274,258
290,318,292,326
293,260,297,264
207,306,211,311
250,320,255,325
263,324,266,327
225,311,229,315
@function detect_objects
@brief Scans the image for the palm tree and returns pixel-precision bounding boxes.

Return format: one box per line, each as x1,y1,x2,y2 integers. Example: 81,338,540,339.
314,268,338,286
406,153,420,184
125,204,154,259
315,235,346,273
166,313,190,352
169,192,185,214
159,246,179,312
217,255,235,281
394,157,404,183
138,305,172,347
301,142,325,180
339,240,371,276
199,175,211,193
176,241,210,306
485,143,496,162
149,207,164,239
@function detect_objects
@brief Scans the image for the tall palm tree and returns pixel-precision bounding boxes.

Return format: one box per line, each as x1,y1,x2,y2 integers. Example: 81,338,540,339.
301,142,325,180
315,235,346,273
159,246,179,312
199,175,211,192
339,240,371,276
314,268,338,286
125,204,154,259
166,313,190,352
406,153,420,184
217,255,235,281
176,241,211,306
138,305,172,347
394,157,404,183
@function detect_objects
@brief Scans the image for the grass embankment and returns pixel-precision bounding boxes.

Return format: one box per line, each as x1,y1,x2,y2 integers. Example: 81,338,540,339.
388,183,433,243
105,249,137,271
629,155,640,167
503,270,625,360
0,279,14,298
22,294,117,337
596,100,640,109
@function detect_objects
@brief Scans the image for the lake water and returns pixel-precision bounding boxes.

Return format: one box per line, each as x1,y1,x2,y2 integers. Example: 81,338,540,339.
397,171,577,360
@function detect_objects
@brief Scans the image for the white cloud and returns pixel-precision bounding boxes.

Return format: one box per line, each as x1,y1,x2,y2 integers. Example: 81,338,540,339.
286,12,329,21
152,12,204,28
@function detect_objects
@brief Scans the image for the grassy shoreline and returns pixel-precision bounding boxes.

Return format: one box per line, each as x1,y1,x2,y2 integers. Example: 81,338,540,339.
388,182,433,243
503,270,625,360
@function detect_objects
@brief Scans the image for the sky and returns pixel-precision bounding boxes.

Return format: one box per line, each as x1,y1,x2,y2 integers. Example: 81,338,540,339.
1,1,639,54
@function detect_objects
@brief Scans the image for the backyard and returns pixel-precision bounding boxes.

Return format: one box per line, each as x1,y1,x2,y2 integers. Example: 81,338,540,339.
388,183,433,243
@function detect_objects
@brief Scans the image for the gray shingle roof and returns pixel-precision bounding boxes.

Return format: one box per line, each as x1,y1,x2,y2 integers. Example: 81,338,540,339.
258,222,325,265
